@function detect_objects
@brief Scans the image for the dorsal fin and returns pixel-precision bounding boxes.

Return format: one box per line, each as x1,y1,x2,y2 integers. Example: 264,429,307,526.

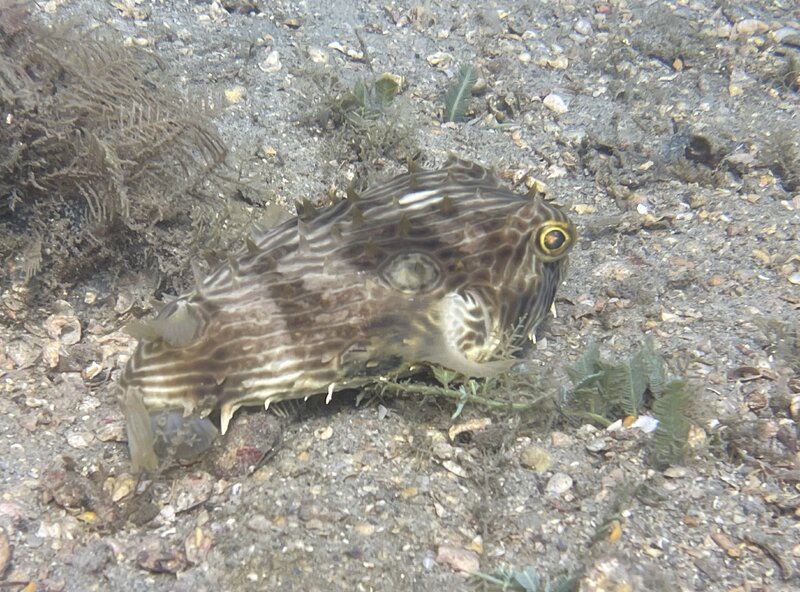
397,213,411,237
294,198,315,219
439,194,454,215
351,204,364,226
191,260,206,289
346,184,360,202
227,255,241,288
364,236,379,259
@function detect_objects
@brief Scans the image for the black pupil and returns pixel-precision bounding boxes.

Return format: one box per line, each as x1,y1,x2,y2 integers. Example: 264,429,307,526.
544,229,566,250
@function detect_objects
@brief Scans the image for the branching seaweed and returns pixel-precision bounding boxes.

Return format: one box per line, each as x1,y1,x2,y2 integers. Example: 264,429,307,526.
302,67,417,188
382,335,694,467
0,6,229,290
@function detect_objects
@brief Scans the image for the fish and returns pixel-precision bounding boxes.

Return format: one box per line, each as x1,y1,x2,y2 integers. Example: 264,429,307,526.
118,157,577,471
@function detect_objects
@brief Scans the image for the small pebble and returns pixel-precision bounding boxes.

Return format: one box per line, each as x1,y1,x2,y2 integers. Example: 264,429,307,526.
224,86,246,104
314,426,333,440
436,544,479,573
307,46,328,63
441,460,467,478
260,50,281,73
663,466,688,479
585,438,608,453
734,19,769,36
247,514,272,532
545,472,573,496
574,18,592,36
773,27,800,47
66,431,94,449
173,472,215,513
543,93,568,114
550,431,573,448
520,446,552,472
426,52,453,67
353,522,375,536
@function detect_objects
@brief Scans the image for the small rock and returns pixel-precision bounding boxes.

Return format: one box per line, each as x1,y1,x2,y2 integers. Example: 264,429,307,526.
307,46,328,64
663,466,688,479
81,361,104,382
520,446,552,472
734,19,769,36
436,544,480,573
173,472,215,513
111,474,137,502
260,50,281,73
545,472,573,496
95,419,125,443
114,290,134,314
550,431,573,448
543,93,568,114
314,426,333,441
581,557,644,591
184,527,212,565
247,514,272,532
585,438,608,453
772,27,800,47
42,459,117,526
630,415,659,434
327,41,364,61
65,541,115,573
353,522,375,536
136,547,187,574
44,312,81,345
429,431,453,460
574,18,593,36
42,340,61,368
790,395,800,421
224,86,246,104
208,412,280,478
546,55,569,69
5,339,38,369
426,51,453,67
66,431,94,450
441,459,467,478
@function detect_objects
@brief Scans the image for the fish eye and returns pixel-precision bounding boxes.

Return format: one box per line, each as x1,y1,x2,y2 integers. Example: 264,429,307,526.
534,222,574,259
381,251,441,293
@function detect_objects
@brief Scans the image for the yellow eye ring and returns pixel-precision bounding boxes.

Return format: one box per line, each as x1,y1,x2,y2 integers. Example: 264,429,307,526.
534,221,574,260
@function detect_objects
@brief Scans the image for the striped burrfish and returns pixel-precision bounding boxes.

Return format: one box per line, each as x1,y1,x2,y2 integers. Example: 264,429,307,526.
119,157,576,471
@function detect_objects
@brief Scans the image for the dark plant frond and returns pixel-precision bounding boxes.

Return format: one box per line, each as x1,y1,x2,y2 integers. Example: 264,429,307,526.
470,564,579,592
562,339,695,467
444,63,478,123
651,379,691,468
596,348,648,417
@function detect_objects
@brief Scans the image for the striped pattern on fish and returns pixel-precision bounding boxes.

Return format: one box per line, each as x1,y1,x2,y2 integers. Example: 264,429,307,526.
119,157,576,471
